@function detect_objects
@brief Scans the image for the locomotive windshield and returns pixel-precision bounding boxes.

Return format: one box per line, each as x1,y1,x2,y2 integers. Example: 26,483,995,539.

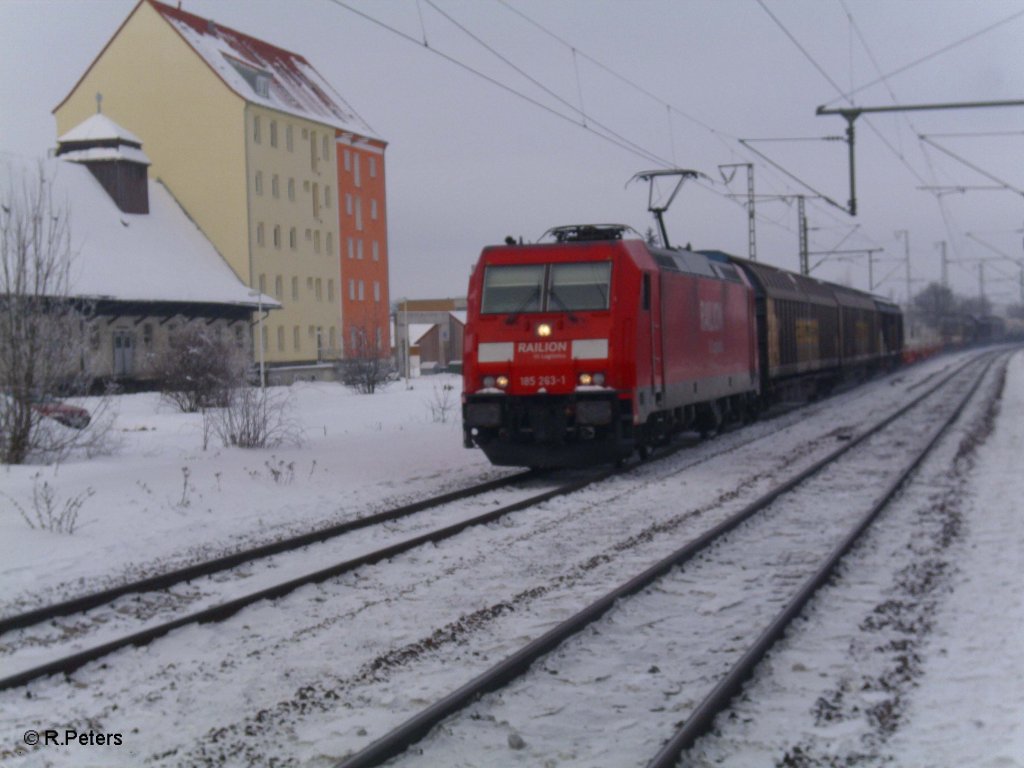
481,262,611,314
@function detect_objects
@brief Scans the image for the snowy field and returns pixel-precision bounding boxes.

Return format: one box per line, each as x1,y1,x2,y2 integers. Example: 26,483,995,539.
1,351,1022,767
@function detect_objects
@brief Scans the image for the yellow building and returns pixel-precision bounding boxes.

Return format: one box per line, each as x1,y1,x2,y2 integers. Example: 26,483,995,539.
54,0,383,369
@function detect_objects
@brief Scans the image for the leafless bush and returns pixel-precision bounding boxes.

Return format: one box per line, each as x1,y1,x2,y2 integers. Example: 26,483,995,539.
153,324,248,413
210,386,302,449
2,473,95,534
338,321,395,394
426,382,457,423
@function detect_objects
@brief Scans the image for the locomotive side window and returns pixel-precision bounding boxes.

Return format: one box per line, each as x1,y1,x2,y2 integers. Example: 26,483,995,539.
482,264,545,314
549,262,611,311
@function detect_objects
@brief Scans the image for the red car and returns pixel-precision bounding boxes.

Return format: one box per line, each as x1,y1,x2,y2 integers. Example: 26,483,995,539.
32,395,91,430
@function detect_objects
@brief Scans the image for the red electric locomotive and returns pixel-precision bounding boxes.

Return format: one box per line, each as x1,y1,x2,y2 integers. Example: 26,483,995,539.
461,224,760,468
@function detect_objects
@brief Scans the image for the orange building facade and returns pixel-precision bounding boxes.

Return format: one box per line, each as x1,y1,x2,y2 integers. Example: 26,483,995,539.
337,134,390,358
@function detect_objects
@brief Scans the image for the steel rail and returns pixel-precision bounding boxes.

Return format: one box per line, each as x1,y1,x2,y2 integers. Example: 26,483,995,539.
0,470,535,635
646,351,1001,767
335,352,987,768
0,467,616,692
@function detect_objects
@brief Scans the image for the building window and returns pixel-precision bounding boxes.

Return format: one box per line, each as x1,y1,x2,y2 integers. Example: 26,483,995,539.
315,278,322,300
345,193,352,216
274,275,283,297
277,325,285,352
307,277,314,291
292,276,299,300
259,273,266,292
234,325,245,349
349,279,355,300
313,182,320,219
322,135,329,162
372,240,379,261
289,227,297,250
270,120,278,147
358,280,365,301
310,130,318,172
354,154,361,187
369,156,377,178
286,124,294,152
272,174,280,198
273,225,281,249
314,230,321,253
355,197,363,231
142,323,154,350
253,115,261,143
374,281,380,302
293,325,301,350
254,171,263,195
347,238,354,259
288,178,295,201
344,149,351,172
357,239,364,260
324,185,331,207
256,223,265,246
371,199,378,220
329,326,337,352
328,279,335,301
324,232,332,256
255,73,270,98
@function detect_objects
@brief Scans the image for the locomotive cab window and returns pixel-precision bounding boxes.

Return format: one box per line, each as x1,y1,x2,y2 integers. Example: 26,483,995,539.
549,262,611,311
481,264,545,313
481,261,611,314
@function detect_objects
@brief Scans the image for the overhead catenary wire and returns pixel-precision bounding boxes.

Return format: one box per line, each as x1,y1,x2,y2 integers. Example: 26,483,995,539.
324,0,1014,286
823,6,1024,108
323,0,669,168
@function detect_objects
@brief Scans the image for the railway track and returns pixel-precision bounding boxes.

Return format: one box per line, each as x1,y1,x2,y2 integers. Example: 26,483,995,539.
335,351,999,768
2,358,935,694
0,469,598,690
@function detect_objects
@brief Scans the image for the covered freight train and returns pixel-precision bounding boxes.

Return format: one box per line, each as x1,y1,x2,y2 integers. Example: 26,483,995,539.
462,224,902,468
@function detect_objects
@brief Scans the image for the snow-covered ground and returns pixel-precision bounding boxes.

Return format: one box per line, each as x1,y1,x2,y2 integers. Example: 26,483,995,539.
0,351,1021,767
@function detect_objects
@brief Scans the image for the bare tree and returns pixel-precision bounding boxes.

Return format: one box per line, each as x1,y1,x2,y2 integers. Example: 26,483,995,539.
0,161,107,464
338,321,395,394
153,323,248,412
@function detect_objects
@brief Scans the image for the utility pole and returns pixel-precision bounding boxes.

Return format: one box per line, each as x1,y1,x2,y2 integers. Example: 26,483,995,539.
936,241,948,287
816,98,1024,216
719,163,757,261
895,229,911,305
798,196,808,275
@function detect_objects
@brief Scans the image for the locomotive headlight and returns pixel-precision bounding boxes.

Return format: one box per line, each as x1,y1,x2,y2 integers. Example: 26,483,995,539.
537,323,552,337
496,375,510,389
578,372,593,386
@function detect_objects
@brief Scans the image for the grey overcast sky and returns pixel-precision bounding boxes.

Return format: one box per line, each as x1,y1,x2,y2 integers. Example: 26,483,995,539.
2,0,1023,305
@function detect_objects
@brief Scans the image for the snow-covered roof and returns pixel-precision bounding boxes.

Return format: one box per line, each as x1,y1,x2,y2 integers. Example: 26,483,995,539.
2,154,277,310
59,145,151,165
409,324,436,345
449,311,467,326
57,113,151,165
149,0,379,140
58,113,143,146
